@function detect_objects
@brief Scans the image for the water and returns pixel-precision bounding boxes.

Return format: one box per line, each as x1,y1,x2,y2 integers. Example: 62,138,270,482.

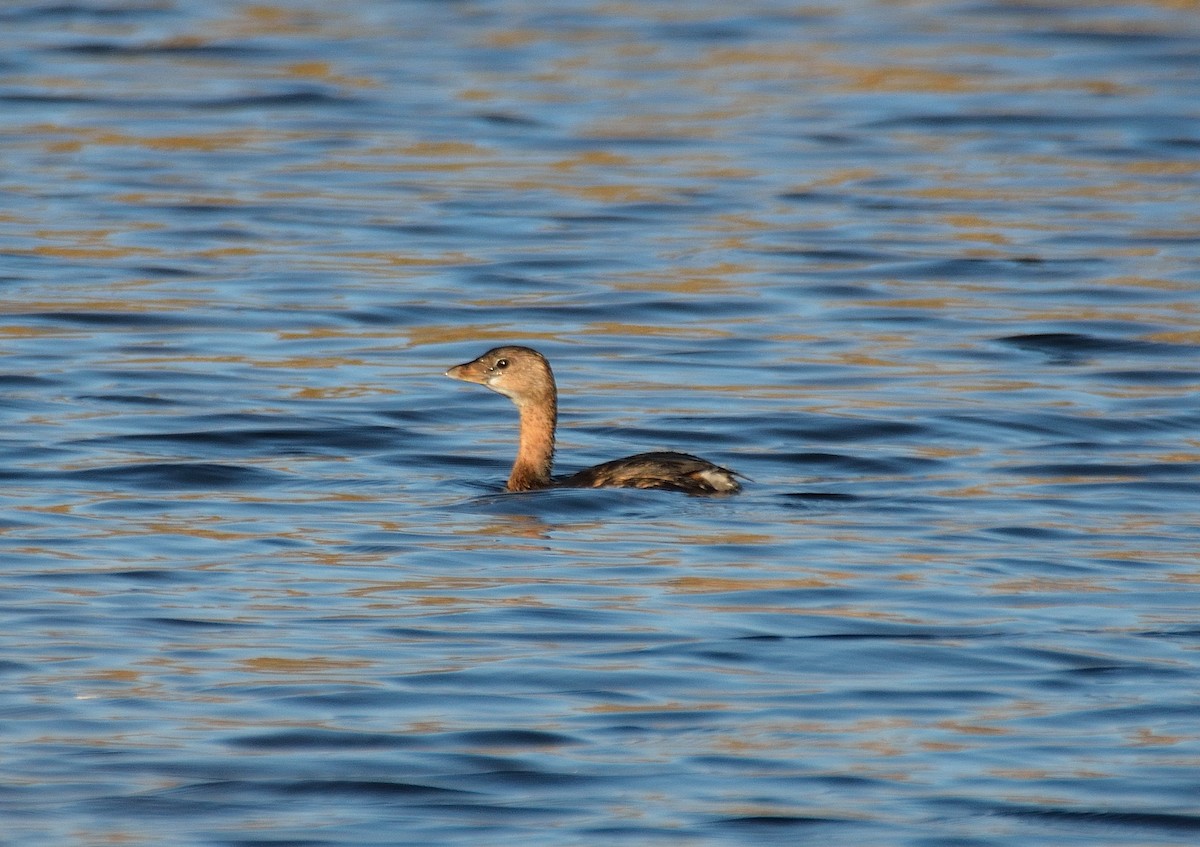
2,0,1199,844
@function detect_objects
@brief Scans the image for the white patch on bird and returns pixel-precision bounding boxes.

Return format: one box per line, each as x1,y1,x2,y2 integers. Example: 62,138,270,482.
698,468,739,492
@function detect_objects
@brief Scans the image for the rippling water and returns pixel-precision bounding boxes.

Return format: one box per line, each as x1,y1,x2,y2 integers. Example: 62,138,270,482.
2,1,1199,845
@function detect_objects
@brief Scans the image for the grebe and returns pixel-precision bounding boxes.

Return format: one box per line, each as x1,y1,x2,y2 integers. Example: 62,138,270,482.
446,346,741,495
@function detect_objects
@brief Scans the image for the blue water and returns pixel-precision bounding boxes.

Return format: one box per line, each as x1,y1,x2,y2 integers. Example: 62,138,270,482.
2,1,1199,845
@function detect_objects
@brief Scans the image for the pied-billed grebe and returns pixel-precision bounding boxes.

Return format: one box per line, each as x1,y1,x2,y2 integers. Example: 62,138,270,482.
446,346,741,495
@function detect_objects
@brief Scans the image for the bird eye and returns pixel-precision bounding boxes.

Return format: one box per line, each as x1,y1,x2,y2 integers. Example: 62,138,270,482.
494,359,509,370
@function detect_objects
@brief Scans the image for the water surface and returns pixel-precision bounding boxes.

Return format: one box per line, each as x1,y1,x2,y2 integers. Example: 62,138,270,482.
2,1,1199,845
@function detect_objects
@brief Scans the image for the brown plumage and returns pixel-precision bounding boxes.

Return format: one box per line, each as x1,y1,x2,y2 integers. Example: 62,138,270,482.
445,346,741,495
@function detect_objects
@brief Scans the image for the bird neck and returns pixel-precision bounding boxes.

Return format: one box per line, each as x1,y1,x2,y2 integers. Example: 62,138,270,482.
509,392,557,491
